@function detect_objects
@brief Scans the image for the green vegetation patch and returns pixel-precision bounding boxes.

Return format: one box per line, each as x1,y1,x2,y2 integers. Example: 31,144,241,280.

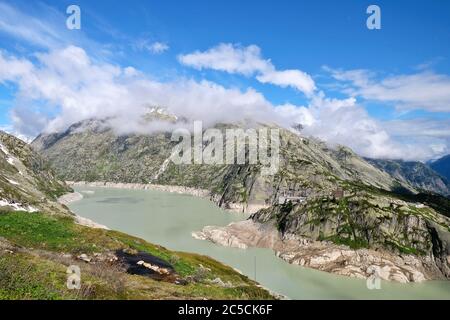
0,211,272,300
0,212,84,252
0,211,125,254
0,250,129,300
0,253,66,300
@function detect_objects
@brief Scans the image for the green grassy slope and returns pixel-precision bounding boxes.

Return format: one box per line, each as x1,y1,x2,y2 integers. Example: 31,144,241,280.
0,211,273,300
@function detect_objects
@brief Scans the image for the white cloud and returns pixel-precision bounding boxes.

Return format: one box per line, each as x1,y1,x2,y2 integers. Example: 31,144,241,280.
0,46,282,137
327,67,450,113
0,2,65,48
282,94,398,158
382,118,450,160
384,118,450,140
0,124,33,143
178,43,270,76
0,45,448,162
1,2,449,163
257,69,316,95
148,42,169,54
135,40,169,55
0,51,33,81
179,43,316,96
274,92,447,161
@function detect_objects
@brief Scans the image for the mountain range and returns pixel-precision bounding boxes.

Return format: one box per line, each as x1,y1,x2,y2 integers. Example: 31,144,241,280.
30,117,450,282
365,158,450,197
32,118,407,211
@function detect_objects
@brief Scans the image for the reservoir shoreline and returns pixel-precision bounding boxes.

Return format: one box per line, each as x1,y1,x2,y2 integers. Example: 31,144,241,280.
66,181,211,198
66,181,268,214
66,185,450,299
62,182,449,286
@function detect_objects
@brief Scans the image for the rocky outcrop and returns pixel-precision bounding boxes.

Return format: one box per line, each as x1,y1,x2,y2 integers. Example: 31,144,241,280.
193,220,281,250
0,131,72,215
194,183,450,283
426,220,450,278
193,220,446,283
250,185,450,278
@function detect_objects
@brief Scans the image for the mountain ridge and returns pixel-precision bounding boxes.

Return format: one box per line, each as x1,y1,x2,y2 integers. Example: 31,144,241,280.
365,158,450,197
32,118,413,213
431,155,450,183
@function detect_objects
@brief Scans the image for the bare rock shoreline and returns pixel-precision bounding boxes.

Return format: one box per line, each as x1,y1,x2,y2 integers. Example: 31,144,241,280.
66,181,268,214
193,220,448,283
66,181,211,198
58,191,84,205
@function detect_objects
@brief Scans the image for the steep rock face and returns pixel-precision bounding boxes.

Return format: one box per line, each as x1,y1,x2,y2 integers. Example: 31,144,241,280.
0,131,71,214
32,119,406,213
193,220,440,282
194,183,450,281
366,158,450,196
431,155,450,182
250,184,450,279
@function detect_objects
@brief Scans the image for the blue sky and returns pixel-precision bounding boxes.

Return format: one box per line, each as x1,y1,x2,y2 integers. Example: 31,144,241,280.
0,0,450,160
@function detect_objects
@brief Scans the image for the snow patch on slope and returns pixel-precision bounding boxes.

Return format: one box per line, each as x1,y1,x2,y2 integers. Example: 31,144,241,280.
0,143,10,155
6,178,19,186
0,199,38,213
0,143,18,167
